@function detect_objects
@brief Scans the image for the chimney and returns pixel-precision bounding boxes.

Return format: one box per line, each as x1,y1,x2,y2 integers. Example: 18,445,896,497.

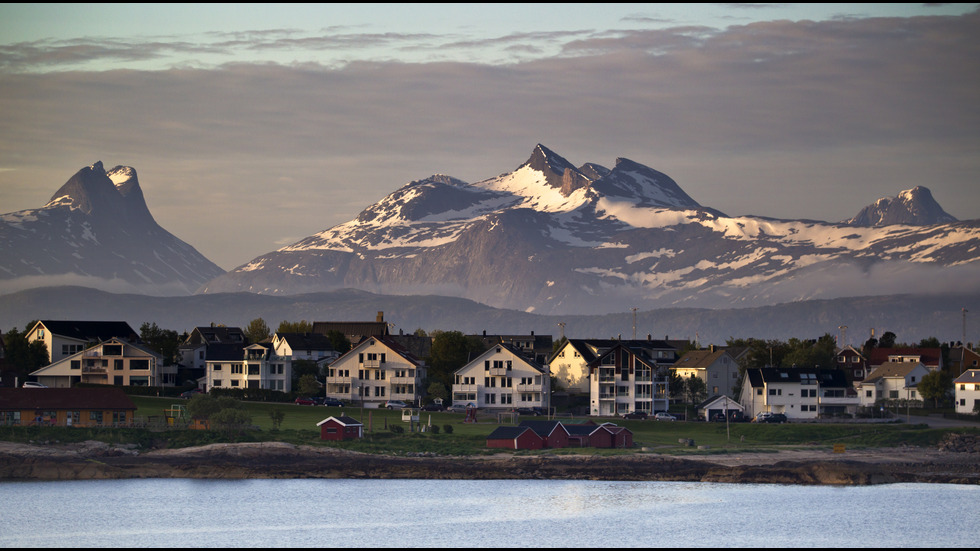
376,311,384,323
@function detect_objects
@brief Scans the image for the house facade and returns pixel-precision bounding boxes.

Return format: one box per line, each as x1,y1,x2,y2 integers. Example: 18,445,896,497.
205,342,292,392
26,320,138,365
486,426,544,450
324,336,425,407
739,368,857,420
587,341,671,417
29,337,170,388
179,326,246,371
0,387,137,427
856,362,931,406
948,345,980,377
671,347,739,397
550,338,678,395
953,369,980,415
835,345,870,382
451,343,550,411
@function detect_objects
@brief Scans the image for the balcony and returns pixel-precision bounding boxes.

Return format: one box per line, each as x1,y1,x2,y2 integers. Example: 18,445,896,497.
516,383,541,392
362,360,381,368
488,367,508,376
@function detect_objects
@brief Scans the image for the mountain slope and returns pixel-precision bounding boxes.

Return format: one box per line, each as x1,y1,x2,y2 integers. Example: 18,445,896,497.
0,161,225,295
200,145,980,314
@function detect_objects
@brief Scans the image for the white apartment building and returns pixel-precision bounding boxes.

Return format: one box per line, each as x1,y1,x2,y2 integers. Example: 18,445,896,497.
324,336,425,407
452,343,550,410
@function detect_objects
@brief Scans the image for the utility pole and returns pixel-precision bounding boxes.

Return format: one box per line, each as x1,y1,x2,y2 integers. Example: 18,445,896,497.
838,325,847,348
557,322,566,341
963,308,969,345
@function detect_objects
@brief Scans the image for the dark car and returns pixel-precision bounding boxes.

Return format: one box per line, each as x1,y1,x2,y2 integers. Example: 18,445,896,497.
623,411,648,420
180,388,204,399
514,407,540,416
294,397,317,406
323,398,345,407
761,413,788,423
421,403,445,411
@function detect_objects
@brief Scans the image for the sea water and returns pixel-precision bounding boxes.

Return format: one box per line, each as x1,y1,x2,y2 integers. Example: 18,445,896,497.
0,479,975,548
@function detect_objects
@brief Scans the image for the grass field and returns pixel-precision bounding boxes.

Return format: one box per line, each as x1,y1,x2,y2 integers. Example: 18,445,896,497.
5,395,975,457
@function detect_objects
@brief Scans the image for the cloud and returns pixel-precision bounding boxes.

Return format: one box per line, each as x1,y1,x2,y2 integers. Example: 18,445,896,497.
0,12,977,271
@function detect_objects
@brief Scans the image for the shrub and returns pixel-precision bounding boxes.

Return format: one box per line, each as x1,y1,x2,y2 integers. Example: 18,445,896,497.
442,424,454,434
390,424,405,434
429,425,440,434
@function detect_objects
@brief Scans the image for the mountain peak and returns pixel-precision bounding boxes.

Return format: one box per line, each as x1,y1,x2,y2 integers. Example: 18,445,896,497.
520,144,591,196
44,162,153,223
843,186,957,226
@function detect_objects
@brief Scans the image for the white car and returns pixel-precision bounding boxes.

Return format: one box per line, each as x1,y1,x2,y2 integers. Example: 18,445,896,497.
22,381,47,388
383,400,408,409
654,412,677,421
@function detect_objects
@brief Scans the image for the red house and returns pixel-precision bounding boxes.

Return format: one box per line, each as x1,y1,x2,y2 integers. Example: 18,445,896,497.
317,415,363,441
518,420,570,449
486,426,544,450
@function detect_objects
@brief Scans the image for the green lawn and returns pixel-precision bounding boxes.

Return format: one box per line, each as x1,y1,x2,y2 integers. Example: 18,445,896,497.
13,396,961,456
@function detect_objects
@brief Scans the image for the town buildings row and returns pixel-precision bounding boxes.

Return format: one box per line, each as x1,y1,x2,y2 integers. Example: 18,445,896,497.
6,316,980,420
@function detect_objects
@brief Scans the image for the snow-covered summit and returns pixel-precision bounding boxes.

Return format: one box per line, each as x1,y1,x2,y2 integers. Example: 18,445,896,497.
842,186,958,227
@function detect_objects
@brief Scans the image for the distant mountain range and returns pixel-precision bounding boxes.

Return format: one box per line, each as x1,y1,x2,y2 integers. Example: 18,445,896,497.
1,286,975,348
0,162,225,296
200,144,980,314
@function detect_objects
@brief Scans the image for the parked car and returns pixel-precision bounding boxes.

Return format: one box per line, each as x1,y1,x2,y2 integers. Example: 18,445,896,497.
179,388,204,398
421,403,445,411
760,413,788,424
295,397,317,406
323,398,345,407
383,400,408,409
514,407,541,416
22,381,47,388
710,413,727,422
447,403,475,413
654,412,677,421
623,411,648,420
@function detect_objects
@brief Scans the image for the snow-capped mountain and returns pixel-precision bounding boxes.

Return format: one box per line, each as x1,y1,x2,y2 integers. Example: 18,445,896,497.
842,186,958,226
0,161,225,295
200,145,980,314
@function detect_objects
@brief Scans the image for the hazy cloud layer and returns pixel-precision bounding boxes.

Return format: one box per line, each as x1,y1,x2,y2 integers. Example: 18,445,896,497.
1,12,978,270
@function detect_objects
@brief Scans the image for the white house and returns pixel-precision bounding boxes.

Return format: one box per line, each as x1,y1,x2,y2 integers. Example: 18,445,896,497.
671,347,739,398
857,362,931,407
324,336,425,407
179,326,246,371
550,338,677,395
30,337,170,388
272,332,339,372
588,341,671,417
26,320,138,365
739,368,857,420
205,342,293,393
954,369,980,415
452,342,551,411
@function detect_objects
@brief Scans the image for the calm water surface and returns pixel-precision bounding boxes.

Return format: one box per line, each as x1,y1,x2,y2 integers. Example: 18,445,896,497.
0,479,975,548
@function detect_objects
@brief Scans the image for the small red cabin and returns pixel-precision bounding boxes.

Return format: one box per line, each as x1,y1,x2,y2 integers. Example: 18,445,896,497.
317,415,363,441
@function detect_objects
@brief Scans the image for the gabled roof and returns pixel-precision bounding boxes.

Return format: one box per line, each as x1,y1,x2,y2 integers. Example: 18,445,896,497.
518,420,569,437
674,348,734,369
954,369,980,384
335,335,422,366
31,337,163,376
551,338,678,365
275,332,336,351
697,394,743,410
744,368,848,388
31,320,137,342
312,321,388,341
316,415,362,427
487,426,538,440
0,387,136,410
457,342,547,375
863,362,928,383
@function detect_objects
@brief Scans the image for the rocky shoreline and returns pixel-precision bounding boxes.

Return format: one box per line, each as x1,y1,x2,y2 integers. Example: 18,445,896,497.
1,438,979,485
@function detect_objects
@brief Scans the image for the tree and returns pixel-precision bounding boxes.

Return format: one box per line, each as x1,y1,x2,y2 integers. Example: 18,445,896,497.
917,370,953,407
186,393,221,420
269,408,285,431
139,322,179,364
277,320,312,334
244,318,271,344
3,326,49,383
426,381,448,404
325,330,351,354
297,373,320,396
292,360,320,388
878,331,897,348
685,374,707,405
427,330,485,388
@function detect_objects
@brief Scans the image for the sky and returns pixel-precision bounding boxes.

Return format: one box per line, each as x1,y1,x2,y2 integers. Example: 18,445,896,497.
1,3,978,271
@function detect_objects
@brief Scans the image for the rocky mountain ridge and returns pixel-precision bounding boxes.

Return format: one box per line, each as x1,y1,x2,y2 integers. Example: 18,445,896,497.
200,145,980,315
0,161,225,296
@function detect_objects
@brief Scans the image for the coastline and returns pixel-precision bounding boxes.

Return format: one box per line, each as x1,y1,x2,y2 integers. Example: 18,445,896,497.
1,440,978,485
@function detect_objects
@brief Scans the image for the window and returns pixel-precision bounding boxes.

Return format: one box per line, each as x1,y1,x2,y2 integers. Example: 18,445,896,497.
71,360,80,370
213,363,222,371
89,411,103,423
114,359,124,370
103,344,122,356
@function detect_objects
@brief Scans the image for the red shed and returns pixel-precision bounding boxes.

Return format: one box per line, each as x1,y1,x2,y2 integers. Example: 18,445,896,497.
486,426,544,450
519,420,570,449
317,415,363,441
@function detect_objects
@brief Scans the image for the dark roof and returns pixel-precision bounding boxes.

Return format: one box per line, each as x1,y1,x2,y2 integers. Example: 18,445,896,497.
34,320,137,342
205,343,245,361
312,321,388,340
744,368,849,388
0,387,136,410
564,424,602,436
868,348,943,366
487,426,537,440
276,332,336,351
184,326,246,346
518,420,569,437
